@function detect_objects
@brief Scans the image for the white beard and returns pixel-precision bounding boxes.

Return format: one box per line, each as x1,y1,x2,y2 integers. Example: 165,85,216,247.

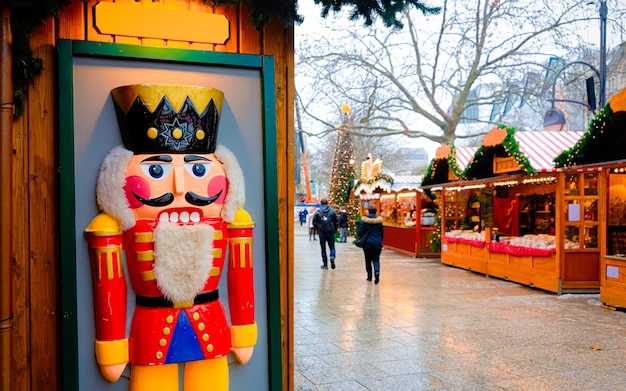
153,222,214,304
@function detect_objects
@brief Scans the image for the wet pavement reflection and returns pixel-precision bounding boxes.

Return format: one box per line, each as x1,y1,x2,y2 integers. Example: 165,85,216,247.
293,225,626,390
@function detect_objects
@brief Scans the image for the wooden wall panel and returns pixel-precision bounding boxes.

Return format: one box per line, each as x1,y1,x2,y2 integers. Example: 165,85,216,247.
56,0,85,40
238,6,262,54
213,4,238,53
262,19,294,391
12,83,30,391
285,30,295,391
13,1,293,390
27,20,60,391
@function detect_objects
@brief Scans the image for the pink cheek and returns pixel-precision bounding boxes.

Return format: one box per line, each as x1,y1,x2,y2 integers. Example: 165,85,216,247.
124,175,151,209
208,175,227,204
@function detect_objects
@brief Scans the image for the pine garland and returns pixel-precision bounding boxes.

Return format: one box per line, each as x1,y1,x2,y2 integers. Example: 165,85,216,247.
428,196,442,252
421,143,465,187
464,124,535,178
5,0,71,117
554,104,614,168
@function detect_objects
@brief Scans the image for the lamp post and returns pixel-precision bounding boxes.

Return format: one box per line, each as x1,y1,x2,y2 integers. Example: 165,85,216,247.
599,0,607,108
544,61,601,131
543,1,607,131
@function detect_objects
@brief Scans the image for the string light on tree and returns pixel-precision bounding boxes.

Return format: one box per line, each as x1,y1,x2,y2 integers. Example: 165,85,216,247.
328,104,360,235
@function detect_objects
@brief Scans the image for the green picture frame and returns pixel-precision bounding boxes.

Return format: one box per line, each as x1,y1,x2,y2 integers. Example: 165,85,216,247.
57,39,281,391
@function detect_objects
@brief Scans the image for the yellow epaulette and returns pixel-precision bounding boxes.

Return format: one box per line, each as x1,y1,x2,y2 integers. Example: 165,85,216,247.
228,209,256,229
84,213,122,236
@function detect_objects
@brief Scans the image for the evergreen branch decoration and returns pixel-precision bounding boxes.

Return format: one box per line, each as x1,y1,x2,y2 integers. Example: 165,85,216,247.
428,197,441,252
209,0,440,29
447,144,465,179
354,173,394,186
463,125,535,178
421,142,463,186
314,0,441,29
554,104,614,168
499,125,535,175
5,0,71,117
421,156,438,184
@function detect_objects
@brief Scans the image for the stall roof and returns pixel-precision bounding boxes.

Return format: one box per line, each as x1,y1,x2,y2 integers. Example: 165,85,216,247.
391,175,422,192
421,145,477,186
555,87,626,167
455,146,477,170
514,131,584,172
464,126,585,179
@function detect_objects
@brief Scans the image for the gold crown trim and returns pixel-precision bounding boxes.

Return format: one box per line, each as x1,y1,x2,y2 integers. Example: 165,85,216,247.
111,84,224,115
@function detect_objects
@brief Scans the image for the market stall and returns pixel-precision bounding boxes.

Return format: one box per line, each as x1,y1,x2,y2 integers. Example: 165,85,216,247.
378,176,439,257
553,87,626,307
353,153,393,221
435,125,598,294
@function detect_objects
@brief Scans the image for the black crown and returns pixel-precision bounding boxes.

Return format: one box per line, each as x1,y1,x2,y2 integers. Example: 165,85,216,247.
111,84,224,154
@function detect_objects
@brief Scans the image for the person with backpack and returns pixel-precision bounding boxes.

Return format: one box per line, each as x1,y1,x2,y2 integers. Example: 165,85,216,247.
356,206,384,284
313,198,339,269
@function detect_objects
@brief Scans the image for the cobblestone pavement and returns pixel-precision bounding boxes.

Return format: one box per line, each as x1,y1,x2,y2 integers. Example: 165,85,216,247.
293,224,626,391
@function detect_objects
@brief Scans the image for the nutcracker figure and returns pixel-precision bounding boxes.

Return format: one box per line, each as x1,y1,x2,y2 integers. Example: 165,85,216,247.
84,84,256,391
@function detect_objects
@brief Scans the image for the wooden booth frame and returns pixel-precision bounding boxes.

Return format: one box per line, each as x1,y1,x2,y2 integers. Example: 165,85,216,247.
57,40,281,391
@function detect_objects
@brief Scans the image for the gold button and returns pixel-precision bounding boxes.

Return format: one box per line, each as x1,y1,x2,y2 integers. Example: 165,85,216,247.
147,127,159,139
163,327,171,336
206,344,214,353
156,351,163,359
172,128,183,139
198,323,205,331
193,313,200,321
202,334,209,341
159,339,167,347
166,315,174,324
196,129,205,140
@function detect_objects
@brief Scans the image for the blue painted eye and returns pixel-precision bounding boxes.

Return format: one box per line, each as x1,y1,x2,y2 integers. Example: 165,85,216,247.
193,164,206,176
185,163,210,178
140,163,172,179
150,165,164,178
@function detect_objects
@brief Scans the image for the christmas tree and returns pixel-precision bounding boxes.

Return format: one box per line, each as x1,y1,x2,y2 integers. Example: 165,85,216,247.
328,105,360,235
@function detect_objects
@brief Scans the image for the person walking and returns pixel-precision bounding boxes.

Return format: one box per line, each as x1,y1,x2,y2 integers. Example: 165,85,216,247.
313,198,339,269
307,207,317,241
356,206,384,284
338,206,348,243
298,208,308,226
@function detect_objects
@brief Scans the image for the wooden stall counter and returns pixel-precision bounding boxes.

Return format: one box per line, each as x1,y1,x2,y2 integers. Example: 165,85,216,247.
601,255,626,310
441,231,488,274
383,225,416,256
441,230,599,294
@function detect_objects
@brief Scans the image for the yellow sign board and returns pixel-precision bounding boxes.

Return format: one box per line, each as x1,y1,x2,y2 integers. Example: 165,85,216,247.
94,2,229,45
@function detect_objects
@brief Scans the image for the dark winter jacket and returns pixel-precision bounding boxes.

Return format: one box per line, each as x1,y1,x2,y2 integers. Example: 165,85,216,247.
356,214,384,249
313,204,339,235
338,211,348,228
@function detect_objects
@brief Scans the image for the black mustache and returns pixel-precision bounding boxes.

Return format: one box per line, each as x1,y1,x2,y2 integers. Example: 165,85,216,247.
132,192,175,207
185,190,223,206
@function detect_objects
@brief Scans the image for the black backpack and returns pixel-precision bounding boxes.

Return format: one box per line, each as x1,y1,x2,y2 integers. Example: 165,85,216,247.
316,210,335,233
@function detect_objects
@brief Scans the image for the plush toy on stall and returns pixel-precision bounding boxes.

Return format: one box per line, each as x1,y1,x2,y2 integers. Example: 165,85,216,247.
84,84,256,391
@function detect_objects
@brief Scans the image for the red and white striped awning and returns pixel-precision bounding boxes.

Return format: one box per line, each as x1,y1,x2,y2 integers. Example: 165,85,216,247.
391,175,422,191
455,146,477,170
514,131,584,172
